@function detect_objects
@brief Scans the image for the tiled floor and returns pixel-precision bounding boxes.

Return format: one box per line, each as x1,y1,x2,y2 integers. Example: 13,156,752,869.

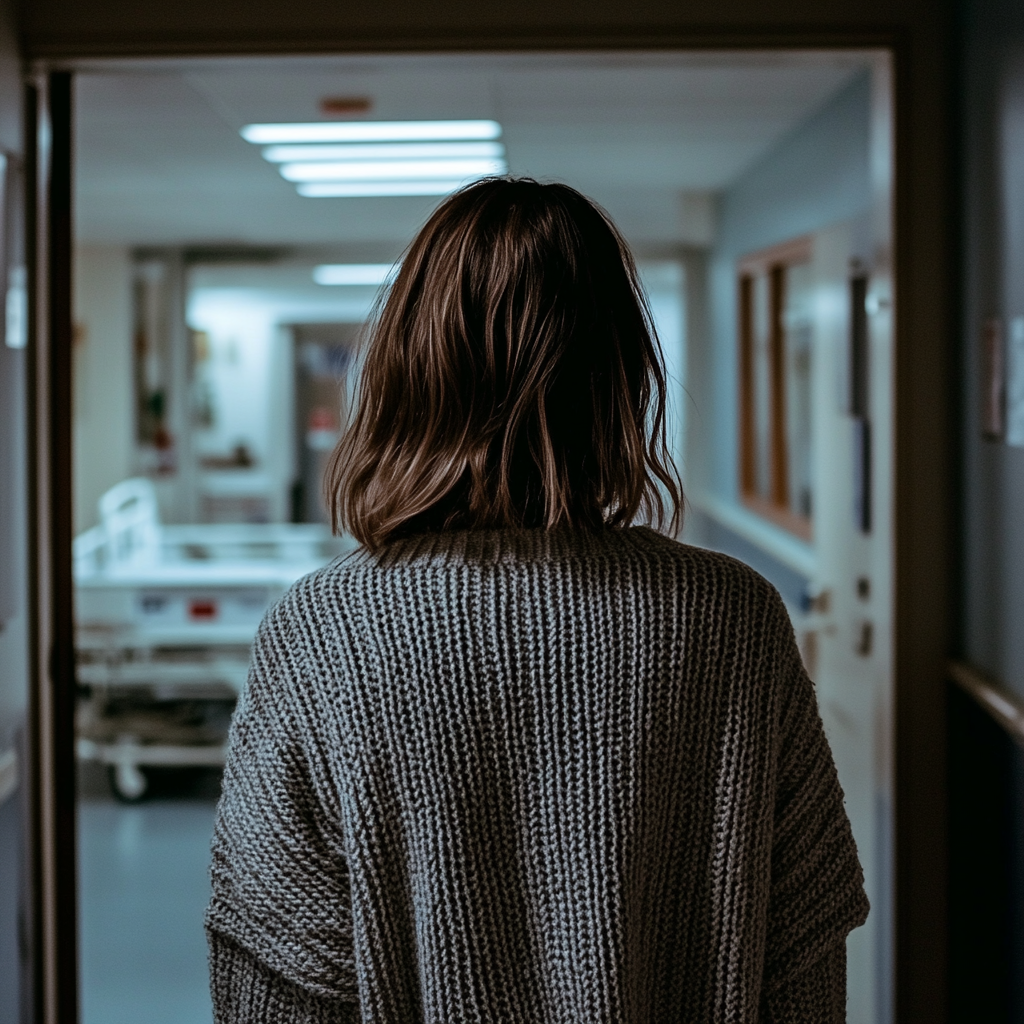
78,767,220,1024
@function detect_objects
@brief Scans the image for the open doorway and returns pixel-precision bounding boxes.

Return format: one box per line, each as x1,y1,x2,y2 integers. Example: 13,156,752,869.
69,50,893,1024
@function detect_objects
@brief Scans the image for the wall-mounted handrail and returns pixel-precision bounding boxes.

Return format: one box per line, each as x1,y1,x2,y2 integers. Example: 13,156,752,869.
949,660,1024,747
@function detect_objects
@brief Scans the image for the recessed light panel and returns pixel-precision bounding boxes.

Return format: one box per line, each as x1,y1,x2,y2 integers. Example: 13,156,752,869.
281,158,506,183
298,181,470,198
313,264,397,286
262,141,506,163
241,120,507,198
241,120,502,144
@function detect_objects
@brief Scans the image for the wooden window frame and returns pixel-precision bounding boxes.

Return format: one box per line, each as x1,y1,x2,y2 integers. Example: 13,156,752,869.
736,235,813,542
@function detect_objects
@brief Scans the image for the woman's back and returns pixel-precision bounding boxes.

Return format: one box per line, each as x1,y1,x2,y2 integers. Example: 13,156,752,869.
207,527,866,1023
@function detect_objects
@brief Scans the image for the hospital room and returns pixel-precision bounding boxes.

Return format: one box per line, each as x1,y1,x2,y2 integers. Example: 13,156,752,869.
71,51,893,1024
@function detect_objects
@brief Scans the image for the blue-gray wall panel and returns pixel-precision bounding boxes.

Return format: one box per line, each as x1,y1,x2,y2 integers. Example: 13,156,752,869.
692,69,873,593
961,0,1024,701
704,70,873,505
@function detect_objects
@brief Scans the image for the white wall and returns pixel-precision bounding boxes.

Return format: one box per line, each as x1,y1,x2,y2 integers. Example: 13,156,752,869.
73,245,135,533
186,269,379,523
637,261,686,474
699,70,873,509
683,70,874,607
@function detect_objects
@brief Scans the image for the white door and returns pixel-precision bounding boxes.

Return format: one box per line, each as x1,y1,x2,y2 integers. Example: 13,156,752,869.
800,217,894,1024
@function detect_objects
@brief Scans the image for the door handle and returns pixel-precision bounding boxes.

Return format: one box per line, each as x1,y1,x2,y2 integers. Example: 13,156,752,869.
855,620,873,657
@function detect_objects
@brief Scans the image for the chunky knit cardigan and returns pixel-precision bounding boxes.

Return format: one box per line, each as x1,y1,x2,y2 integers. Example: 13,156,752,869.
206,527,868,1023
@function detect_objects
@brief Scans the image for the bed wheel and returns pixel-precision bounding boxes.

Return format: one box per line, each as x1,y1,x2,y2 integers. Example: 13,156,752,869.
108,763,149,802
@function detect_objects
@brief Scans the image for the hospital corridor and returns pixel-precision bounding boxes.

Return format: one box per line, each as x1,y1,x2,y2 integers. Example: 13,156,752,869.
0,1,1022,1021
63,51,895,1024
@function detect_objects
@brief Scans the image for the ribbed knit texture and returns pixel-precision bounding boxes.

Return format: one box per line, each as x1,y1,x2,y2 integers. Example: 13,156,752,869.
206,526,868,1023
209,931,360,1023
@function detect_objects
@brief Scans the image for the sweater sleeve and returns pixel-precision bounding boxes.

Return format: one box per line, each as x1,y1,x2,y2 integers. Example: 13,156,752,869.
209,931,359,1024
205,601,359,1008
761,597,869,1004
762,942,847,1024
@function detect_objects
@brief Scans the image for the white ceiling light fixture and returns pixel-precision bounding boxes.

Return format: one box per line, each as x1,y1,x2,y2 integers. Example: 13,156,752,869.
241,119,508,199
313,264,398,286
299,181,469,198
262,141,506,163
241,120,502,144
281,158,506,182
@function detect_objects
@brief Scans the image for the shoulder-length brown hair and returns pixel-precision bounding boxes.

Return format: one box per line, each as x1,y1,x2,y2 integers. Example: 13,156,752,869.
326,177,682,551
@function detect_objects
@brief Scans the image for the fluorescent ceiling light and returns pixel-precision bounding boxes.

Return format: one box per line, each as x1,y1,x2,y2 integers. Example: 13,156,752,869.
297,180,468,198
313,264,397,286
241,120,502,144
262,141,506,163
281,158,505,183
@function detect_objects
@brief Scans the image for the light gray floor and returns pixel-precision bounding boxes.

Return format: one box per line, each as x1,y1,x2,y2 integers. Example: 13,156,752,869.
78,769,219,1024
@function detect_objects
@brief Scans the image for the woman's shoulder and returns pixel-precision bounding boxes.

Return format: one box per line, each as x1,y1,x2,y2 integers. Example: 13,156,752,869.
267,529,787,633
283,528,781,593
627,527,782,590
251,550,371,641
623,528,792,638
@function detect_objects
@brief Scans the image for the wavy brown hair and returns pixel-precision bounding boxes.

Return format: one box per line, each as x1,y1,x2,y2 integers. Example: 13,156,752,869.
326,177,682,551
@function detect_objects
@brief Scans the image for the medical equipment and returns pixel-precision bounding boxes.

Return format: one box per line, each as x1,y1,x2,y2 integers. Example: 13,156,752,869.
74,477,350,800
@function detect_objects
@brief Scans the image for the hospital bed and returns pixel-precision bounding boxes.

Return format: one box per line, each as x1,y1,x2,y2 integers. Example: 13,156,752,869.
74,477,351,800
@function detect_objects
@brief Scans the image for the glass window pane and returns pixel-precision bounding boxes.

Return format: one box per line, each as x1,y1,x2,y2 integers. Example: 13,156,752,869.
752,271,772,500
783,260,814,520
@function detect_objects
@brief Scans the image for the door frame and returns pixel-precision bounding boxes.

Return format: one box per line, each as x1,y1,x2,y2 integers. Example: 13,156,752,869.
24,69,77,1024
24,23,955,1023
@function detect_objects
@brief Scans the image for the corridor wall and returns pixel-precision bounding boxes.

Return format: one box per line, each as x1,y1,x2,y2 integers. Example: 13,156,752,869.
685,69,874,588
73,247,134,534
952,0,1024,1019
961,0,1024,700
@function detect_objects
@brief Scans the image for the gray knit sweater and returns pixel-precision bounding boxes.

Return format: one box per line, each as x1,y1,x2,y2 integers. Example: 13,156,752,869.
206,527,868,1023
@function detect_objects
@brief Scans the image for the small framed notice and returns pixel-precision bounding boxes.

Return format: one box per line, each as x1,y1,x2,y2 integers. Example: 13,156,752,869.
981,317,1005,441
1007,316,1024,448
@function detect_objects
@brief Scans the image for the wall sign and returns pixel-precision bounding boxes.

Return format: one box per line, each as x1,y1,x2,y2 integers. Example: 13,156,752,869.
1007,316,1024,448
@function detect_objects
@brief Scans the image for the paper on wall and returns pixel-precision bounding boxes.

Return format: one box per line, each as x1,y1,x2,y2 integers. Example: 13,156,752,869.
1008,316,1024,447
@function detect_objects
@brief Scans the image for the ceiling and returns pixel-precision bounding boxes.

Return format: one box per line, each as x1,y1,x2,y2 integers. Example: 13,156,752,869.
74,50,871,254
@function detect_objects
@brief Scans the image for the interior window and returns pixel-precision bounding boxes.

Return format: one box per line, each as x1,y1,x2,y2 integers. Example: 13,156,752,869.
737,237,814,540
